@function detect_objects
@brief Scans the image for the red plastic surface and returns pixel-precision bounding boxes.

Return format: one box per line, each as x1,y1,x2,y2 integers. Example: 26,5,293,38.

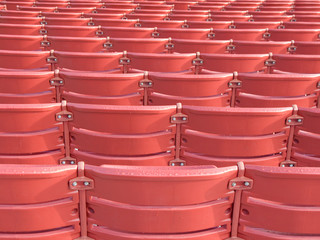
0,164,79,239
239,165,320,239
85,164,237,237
180,106,292,166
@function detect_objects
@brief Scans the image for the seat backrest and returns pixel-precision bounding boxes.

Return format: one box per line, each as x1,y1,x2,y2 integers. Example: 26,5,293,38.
0,164,80,238
239,165,320,239
67,103,177,164
85,164,237,238
180,106,292,166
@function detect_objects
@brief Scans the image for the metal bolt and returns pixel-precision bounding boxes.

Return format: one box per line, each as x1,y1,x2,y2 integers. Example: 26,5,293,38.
229,83,232,86
67,114,72,118
182,117,187,121
84,181,90,186
57,115,61,119
281,164,285,167
172,117,176,121
289,164,294,167
171,163,175,166
51,80,54,84
297,119,302,123
70,161,75,165
59,80,63,84
287,119,291,123
237,82,241,86
72,182,77,186
61,161,66,165
148,82,152,85
180,163,184,166
231,182,236,187
244,182,250,186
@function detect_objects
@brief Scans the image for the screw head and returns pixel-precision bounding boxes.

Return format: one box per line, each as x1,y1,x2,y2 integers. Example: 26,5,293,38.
61,161,66,165
72,182,77,186
180,163,184,166
244,181,250,186
231,182,236,187
59,80,63,84
84,181,90,186
171,163,175,166
237,82,241,86
289,164,294,167
70,161,75,165
281,164,285,167
57,115,62,119
297,119,302,123
287,119,291,123
182,117,187,121
172,117,176,121
67,114,72,118
51,80,54,84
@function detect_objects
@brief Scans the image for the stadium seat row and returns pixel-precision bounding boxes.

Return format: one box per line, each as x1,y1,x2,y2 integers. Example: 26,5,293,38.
1,161,319,239
1,23,320,42
1,70,319,108
2,35,319,55
0,102,319,167
0,50,319,74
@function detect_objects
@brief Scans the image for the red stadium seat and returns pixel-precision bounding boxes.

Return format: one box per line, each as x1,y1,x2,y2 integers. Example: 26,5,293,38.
0,34,43,50
67,103,177,165
239,165,320,239
293,41,320,55
54,51,123,71
210,15,252,21
125,13,167,20
266,29,320,41
42,12,82,18
45,25,101,37
90,19,138,27
232,40,291,54
273,54,320,74
0,50,51,70
172,39,230,53
0,10,39,17
83,13,125,19
0,164,80,237
127,52,196,72
236,73,319,107
138,19,184,28
0,23,42,35
180,106,291,166
0,16,42,25
46,36,106,52
200,53,269,73
167,14,209,21
43,17,91,26
85,164,236,237
18,6,56,12
155,28,211,39
59,70,143,105
94,8,134,14
148,71,232,106
232,21,281,29
283,22,320,29
0,103,64,164
106,38,169,53
211,29,266,41
0,71,55,103
186,21,231,29
101,26,154,38
292,108,320,166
